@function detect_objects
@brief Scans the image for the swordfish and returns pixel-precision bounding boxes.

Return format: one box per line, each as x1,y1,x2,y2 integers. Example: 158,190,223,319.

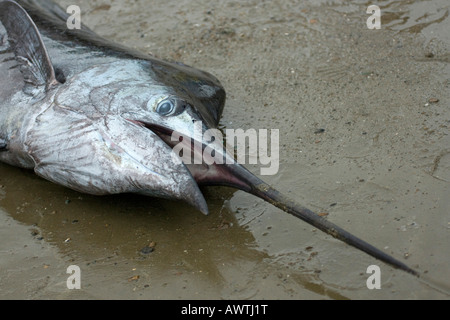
0,0,419,276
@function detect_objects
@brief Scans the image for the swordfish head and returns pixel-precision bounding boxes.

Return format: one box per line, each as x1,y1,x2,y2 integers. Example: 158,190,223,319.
27,59,229,215
38,58,274,215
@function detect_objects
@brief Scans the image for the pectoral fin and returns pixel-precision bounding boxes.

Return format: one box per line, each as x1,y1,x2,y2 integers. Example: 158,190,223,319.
0,0,59,94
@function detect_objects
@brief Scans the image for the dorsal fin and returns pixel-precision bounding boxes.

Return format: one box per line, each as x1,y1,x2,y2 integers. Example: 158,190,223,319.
0,0,58,93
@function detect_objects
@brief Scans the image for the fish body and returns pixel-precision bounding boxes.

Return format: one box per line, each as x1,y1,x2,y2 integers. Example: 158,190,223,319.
0,0,419,276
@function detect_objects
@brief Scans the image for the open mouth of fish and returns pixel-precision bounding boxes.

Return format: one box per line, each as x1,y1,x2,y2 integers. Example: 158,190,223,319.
131,120,252,191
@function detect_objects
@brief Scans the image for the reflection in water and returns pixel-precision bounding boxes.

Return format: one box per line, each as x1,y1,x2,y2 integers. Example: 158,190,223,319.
0,162,348,299
380,1,449,35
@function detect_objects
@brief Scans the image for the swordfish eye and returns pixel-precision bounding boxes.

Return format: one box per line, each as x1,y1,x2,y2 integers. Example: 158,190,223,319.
156,99,176,116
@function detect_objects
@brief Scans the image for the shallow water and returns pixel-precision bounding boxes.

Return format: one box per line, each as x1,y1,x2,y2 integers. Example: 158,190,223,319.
0,0,449,299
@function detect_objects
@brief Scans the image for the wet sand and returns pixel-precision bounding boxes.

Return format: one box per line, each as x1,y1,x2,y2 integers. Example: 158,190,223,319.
0,0,449,299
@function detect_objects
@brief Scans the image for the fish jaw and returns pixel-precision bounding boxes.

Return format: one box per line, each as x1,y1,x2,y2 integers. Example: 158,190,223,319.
140,119,255,192
25,103,209,214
